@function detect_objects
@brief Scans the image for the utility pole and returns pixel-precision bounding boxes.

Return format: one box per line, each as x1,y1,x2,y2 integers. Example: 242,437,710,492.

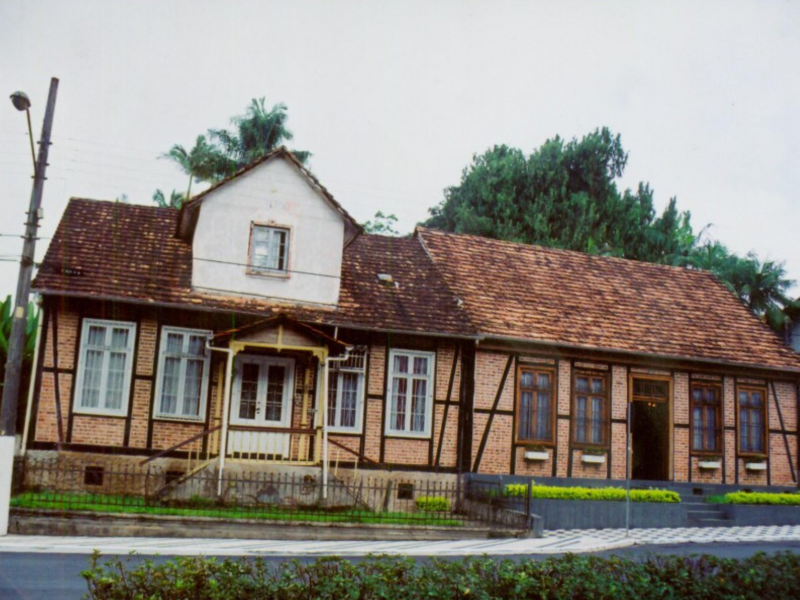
0,77,58,536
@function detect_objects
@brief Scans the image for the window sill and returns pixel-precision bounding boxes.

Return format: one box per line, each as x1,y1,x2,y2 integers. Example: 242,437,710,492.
154,415,206,424
515,440,555,448
384,431,431,440
73,409,128,419
327,428,363,436
246,268,290,280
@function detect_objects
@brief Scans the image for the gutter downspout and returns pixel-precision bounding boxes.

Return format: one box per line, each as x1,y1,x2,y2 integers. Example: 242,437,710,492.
322,345,353,502
207,340,235,498
20,298,44,456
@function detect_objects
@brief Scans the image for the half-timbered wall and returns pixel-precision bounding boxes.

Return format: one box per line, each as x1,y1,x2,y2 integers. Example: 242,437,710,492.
471,348,799,487
31,298,468,472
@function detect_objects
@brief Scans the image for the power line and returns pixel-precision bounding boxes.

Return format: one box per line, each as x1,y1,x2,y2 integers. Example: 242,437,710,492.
193,256,341,280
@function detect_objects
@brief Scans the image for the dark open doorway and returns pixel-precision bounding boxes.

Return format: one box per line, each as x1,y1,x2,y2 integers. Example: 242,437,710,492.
630,377,671,481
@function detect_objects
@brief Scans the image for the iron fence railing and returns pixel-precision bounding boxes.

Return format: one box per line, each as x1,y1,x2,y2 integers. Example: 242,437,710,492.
11,459,531,531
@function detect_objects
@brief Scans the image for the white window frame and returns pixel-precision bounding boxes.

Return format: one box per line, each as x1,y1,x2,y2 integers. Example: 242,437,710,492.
384,349,435,439
249,223,290,274
154,327,212,422
327,349,367,434
73,318,137,417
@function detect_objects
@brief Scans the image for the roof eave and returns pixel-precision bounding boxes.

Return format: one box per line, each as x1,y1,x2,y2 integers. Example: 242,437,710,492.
477,333,800,376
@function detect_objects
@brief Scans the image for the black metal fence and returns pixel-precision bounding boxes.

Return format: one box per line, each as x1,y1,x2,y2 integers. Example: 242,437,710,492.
11,459,532,532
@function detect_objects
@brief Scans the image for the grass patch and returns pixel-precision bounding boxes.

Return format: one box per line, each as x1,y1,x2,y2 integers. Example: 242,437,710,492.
504,484,680,503
10,492,462,526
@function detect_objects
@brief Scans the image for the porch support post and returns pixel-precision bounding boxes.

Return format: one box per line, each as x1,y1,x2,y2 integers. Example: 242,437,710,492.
322,354,330,501
321,345,351,502
207,342,238,498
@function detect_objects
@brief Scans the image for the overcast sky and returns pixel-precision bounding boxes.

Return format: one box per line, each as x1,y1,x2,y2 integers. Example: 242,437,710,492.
1,0,798,301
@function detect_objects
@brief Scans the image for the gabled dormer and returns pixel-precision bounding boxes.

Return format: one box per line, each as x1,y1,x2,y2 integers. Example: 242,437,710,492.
176,148,361,306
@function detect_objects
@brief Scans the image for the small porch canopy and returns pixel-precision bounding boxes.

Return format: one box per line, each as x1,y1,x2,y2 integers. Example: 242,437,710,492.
210,314,350,358
207,315,352,495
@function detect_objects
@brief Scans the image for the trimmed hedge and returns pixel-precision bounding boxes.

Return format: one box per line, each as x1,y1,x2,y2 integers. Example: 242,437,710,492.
83,552,800,599
415,496,451,512
504,484,680,503
717,491,800,506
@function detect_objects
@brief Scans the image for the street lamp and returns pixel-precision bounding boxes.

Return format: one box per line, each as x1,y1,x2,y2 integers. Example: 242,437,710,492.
9,92,37,177
0,78,59,536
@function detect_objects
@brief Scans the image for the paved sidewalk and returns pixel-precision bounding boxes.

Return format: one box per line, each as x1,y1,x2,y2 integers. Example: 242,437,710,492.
1,525,800,556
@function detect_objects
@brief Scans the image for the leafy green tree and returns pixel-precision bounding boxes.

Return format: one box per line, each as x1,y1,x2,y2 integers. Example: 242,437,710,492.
363,211,401,236
423,128,695,264
0,296,40,427
152,189,185,209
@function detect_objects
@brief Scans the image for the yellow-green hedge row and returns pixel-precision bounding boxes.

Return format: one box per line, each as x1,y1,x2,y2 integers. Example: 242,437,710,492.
504,484,680,503
721,491,800,505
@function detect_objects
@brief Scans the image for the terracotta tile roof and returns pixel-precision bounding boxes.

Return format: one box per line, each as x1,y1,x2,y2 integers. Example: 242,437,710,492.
33,199,473,337
417,227,800,372
33,199,800,371
337,234,474,336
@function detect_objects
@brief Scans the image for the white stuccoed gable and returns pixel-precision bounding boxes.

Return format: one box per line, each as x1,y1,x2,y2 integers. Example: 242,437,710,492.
191,156,347,306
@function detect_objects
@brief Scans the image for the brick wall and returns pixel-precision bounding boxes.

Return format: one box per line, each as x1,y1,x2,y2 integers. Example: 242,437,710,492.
363,398,382,463
383,437,429,465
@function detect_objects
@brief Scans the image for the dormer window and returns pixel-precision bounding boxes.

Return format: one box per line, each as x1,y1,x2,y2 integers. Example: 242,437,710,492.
250,224,290,274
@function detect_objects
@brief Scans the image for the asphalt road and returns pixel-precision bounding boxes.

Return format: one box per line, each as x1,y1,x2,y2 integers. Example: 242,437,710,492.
3,542,800,600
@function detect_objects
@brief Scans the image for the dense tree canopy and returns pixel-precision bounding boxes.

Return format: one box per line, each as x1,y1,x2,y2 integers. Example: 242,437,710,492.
423,128,796,332
424,128,695,265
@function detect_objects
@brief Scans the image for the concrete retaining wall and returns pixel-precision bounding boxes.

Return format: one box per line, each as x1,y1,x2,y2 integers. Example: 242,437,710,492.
9,509,524,541
515,498,687,530
721,505,800,526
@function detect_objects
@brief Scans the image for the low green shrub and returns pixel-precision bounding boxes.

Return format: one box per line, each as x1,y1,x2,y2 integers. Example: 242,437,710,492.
83,552,800,599
415,496,451,512
504,484,680,503
717,491,800,505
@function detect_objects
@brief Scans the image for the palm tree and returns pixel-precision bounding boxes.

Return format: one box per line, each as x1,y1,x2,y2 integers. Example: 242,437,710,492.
160,135,231,198
729,253,794,317
152,189,185,209
209,98,309,171
685,240,737,279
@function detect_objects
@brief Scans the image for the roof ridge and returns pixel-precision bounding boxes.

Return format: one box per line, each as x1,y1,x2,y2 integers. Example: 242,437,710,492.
176,148,361,240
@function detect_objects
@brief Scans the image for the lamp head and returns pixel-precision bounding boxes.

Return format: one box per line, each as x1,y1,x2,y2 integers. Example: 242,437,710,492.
10,91,31,112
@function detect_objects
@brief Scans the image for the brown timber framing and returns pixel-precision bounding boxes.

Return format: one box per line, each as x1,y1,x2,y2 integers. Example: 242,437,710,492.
49,301,65,446
122,312,142,447
145,312,163,450
434,343,460,468
770,380,797,483
26,297,51,448
65,301,86,444
457,341,475,474
510,355,519,474
472,354,514,473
